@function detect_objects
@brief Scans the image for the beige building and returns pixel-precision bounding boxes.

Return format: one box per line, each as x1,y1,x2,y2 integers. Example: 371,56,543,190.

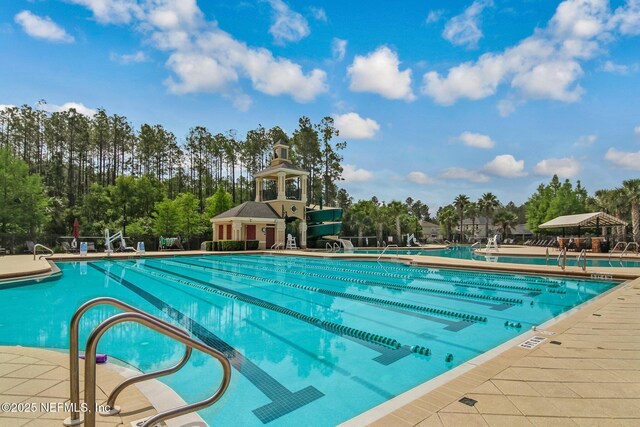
211,141,310,249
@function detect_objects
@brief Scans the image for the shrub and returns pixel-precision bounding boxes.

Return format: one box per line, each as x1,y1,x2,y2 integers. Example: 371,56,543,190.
246,240,259,250
220,240,244,251
202,241,214,251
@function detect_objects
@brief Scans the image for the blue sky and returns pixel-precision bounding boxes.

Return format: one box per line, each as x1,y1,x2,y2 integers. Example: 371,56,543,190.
1,0,640,209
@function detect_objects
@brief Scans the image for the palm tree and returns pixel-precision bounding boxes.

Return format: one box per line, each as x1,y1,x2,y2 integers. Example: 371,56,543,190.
347,201,374,246
621,179,640,242
494,210,518,239
453,194,469,243
385,200,407,245
465,201,480,240
438,206,458,241
478,192,500,238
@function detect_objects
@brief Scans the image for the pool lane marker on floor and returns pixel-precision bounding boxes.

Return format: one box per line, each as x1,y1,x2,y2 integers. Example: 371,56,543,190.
190,257,522,308
129,262,413,356
168,259,487,323
89,263,324,424
168,259,477,329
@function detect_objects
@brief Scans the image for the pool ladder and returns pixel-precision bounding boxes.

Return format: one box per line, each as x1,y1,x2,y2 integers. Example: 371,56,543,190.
33,243,54,260
63,297,231,427
608,241,639,267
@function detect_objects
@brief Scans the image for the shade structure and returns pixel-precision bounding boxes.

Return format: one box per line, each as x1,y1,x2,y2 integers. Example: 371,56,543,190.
539,212,626,229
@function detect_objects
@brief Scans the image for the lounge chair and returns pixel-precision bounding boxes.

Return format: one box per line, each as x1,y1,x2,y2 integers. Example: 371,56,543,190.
25,241,35,254
159,236,184,251
87,242,97,252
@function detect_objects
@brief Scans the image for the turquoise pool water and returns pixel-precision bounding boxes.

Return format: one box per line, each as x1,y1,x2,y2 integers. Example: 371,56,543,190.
354,246,640,268
0,255,617,426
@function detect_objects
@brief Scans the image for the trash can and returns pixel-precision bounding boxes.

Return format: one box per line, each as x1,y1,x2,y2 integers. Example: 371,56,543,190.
136,241,146,254
79,242,87,256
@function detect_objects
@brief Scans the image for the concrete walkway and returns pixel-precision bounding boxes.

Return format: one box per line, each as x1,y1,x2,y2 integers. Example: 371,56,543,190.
0,346,156,427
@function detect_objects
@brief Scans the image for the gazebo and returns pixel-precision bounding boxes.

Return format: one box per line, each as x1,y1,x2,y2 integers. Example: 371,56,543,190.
539,212,627,251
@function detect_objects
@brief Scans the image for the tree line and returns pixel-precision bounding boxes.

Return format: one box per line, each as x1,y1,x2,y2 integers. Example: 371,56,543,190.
0,104,346,243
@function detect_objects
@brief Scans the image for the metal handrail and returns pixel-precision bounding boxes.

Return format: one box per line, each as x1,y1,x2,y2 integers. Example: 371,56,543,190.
326,242,333,252
557,247,567,270
609,241,626,266
83,312,231,427
577,249,587,272
270,242,283,250
545,247,549,266
63,297,230,427
333,242,341,252
471,242,480,248
33,243,54,260
620,242,639,266
377,244,399,261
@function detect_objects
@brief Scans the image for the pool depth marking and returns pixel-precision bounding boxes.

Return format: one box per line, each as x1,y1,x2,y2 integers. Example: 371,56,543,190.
90,263,324,424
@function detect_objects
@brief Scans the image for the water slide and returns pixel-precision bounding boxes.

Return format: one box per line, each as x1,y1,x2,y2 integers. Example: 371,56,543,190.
306,208,343,238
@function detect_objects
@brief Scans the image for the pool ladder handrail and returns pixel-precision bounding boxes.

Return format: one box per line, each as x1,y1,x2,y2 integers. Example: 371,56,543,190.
377,244,399,261
271,242,284,250
63,297,231,427
557,247,567,270
619,242,639,266
33,243,54,260
608,241,626,266
326,242,333,252
577,249,587,272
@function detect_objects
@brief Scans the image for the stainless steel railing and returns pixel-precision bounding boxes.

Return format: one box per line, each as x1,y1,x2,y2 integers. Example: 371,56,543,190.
63,297,231,427
377,244,399,261
620,242,639,266
33,243,54,260
557,247,567,270
608,241,626,267
577,249,587,272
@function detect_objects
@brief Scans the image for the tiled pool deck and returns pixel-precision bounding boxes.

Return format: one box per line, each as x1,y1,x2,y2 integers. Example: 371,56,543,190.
1,246,640,426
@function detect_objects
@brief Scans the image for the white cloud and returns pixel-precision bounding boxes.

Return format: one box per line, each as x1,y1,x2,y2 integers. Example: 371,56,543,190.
440,167,490,183
0,105,16,111
605,148,640,170
422,0,626,106
268,0,310,44
534,157,581,177
574,134,598,147
42,102,97,116
14,10,74,43
442,0,493,49
332,38,347,61
407,171,436,184
110,51,148,64
497,99,515,117
333,112,380,139
66,0,141,24
611,0,640,36
603,60,630,74
459,131,495,149
426,10,444,24
348,46,415,101
310,7,327,22
342,164,374,182
483,154,527,177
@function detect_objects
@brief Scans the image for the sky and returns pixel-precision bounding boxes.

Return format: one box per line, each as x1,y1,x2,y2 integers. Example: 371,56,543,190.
1,0,640,210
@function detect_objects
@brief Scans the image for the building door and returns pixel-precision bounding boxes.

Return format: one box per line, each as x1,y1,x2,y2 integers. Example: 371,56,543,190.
246,224,256,240
226,224,232,240
218,225,223,240
266,227,275,248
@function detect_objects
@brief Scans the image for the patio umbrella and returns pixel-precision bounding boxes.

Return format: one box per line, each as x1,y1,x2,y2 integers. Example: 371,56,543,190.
72,218,80,248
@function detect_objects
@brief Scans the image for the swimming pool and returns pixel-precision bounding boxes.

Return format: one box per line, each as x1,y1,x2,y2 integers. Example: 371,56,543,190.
354,246,640,268
0,255,618,425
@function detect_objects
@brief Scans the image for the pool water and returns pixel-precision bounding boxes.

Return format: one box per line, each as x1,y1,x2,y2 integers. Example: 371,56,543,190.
354,246,640,268
0,255,617,426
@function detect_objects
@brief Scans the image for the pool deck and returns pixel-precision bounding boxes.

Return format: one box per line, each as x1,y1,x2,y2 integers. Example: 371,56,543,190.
1,246,640,426
0,346,155,426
